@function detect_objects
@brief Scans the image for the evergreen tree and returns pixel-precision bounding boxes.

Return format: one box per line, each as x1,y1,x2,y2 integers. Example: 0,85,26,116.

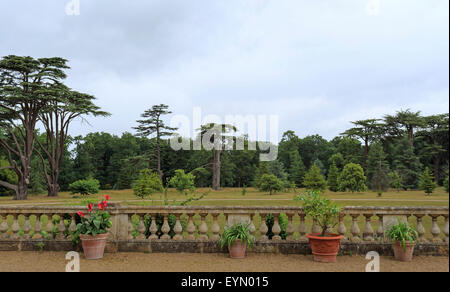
393,137,422,189
303,164,327,192
371,161,390,196
418,167,437,195
444,170,449,193
388,171,403,192
313,159,326,176
327,162,340,192
134,104,178,179
338,163,367,193
366,142,389,188
287,150,306,187
328,153,344,171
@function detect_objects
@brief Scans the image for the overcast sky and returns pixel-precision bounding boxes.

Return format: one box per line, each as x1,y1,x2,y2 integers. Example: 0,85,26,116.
0,0,448,141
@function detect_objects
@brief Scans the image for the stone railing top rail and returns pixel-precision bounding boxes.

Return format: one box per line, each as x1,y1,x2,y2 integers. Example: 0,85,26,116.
0,205,448,216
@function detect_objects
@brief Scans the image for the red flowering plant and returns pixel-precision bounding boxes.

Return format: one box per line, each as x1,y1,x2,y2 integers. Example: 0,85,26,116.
72,195,112,242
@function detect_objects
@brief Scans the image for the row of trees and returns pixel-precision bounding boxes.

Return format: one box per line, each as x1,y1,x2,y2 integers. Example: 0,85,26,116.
4,109,446,197
0,55,108,200
1,56,448,199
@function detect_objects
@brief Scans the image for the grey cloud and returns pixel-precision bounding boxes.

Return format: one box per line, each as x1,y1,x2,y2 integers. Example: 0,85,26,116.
0,0,448,140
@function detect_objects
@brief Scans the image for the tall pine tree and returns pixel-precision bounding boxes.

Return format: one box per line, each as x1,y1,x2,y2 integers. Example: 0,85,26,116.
418,167,437,195
393,137,422,190
287,150,306,187
327,162,340,192
366,142,389,188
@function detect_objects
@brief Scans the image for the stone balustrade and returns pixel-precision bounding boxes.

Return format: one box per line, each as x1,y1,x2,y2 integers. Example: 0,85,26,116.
0,205,448,255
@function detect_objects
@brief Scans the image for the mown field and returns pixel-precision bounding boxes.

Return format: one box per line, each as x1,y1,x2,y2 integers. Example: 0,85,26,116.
0,187,448,207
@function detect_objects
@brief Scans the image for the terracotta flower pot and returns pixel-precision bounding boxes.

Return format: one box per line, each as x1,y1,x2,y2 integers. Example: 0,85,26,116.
228,239,247,259
393,241,415,262
80,233,109,260
306,233,344,263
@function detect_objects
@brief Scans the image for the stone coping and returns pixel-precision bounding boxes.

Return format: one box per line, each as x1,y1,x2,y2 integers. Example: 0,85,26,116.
0,205,448,215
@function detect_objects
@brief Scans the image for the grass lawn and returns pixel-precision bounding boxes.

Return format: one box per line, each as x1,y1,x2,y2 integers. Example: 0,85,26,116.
0,187,448,207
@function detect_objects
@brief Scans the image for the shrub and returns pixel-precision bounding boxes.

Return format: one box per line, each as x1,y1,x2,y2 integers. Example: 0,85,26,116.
385,221,418,252
418,167,437,195
303,164,327,192
258,174,284,195
338,163,367,192
295,190,340,237
132,169,164,199
69,178,100,196
219,223,255,248
168,169,195,195
241,185,247,196
389,171,403,192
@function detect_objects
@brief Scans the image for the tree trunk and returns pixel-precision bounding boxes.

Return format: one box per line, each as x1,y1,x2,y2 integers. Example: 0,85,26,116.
156,134,163,180
13,178,28,201
47,179,60,197
212,149,221,191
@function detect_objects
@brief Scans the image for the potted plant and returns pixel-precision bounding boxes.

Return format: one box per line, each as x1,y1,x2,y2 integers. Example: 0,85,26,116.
73,194,112,260
385,221,418,262
219,223,255,259
295,190,343,263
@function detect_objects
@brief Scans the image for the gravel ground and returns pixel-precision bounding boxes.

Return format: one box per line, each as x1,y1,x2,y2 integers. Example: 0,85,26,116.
0,252,448,272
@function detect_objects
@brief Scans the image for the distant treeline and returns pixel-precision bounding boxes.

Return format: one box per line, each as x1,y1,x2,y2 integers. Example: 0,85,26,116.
2,110,447,195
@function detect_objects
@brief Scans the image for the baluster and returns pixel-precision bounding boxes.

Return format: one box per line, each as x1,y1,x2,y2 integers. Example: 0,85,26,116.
45,214,54,239
22,214,32,239
415,215,427,243
198,213,209,240
298,213,307,242
186,213,196,240
68,214,77,235
350,214,361,242
161,215,171,240
11,214,20,239
430,215,442,243
128,214,135,240
376,214,384,241
32,214,43,239
149,215,159,240
56,214,66,240
337,213,347,241
286,213,295,241
173,214,184,241
272,213,282,241
443,215,449,244
248,214,256,238
210,214,220,241
363,214,374,241
258,213,269,241
0,214,9,239
137,214,146,240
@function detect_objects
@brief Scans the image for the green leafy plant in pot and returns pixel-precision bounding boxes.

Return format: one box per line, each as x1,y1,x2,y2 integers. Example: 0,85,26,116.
295,190,343,263
73,194,112,260
385,221,418,262
219,223,255,259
